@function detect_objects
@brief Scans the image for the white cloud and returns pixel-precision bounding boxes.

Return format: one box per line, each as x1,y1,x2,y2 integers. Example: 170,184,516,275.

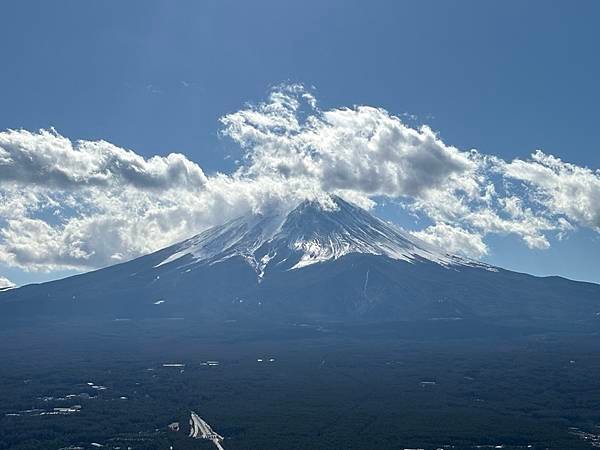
0,125,317,271
0,276,15,289
412,224,488,259
500,150,600,231
0,128,207,190
222,84,478,203
221,85,596,250
0,84,598,272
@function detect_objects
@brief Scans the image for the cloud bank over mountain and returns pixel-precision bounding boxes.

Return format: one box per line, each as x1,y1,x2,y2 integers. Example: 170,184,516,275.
0,84,598,272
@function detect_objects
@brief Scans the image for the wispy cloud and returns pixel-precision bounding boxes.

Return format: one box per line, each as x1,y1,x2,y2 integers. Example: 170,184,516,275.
146,84,162,95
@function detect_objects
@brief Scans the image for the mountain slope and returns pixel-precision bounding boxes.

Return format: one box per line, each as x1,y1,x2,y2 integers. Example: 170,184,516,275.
1,196,599,331
154,196,488,274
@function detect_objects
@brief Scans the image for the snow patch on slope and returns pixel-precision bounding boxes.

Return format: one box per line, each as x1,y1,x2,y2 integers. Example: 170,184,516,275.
155,196,495,275
156,212,287,268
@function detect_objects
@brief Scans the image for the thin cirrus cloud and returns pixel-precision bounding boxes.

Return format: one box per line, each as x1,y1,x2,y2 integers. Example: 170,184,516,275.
0,84,598,273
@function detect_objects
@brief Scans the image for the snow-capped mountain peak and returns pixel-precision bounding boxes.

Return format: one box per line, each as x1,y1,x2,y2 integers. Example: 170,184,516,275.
3,198,598,330
156,196,486,276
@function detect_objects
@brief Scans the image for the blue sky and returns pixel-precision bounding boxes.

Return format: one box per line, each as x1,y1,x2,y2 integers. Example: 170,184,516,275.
0,1,599,285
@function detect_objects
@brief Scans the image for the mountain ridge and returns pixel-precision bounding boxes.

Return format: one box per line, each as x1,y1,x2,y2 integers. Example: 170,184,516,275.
0,195,598,333
154,196,494,278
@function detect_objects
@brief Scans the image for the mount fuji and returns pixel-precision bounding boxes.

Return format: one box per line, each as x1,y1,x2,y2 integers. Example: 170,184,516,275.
1,196,599,331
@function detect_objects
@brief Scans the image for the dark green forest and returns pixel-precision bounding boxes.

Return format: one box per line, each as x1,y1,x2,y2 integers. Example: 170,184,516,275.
1,319,600,449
